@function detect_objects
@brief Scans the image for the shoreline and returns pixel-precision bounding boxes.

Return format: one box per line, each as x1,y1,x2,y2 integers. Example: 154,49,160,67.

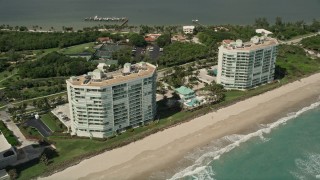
42,73,320,180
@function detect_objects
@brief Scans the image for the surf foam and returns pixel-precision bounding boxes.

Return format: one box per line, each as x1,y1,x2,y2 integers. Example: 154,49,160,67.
169,101,320,180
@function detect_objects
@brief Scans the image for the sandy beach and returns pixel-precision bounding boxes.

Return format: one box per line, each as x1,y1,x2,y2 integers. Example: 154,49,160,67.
42,73,320,180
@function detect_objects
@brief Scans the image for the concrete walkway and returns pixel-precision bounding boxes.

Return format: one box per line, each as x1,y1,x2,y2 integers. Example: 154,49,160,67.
280,32,320,45
0,73,17,83
0,110,37,147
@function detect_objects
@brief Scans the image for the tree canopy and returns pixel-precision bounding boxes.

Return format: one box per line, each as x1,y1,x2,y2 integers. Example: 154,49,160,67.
128,33,147,47
158,42,209,67
0,31,106,51
18,52,97,78
112,47,133,66
156,34,171,47
0,58,10,72
198,30,234,46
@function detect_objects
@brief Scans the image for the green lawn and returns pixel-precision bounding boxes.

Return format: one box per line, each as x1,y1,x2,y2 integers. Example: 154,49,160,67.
276,45,320,79
224,90,246,101
32,48,59,57
19,125,42,140
59,42,95,54
301,35,320,51
41,113,64,132
0,121,20,146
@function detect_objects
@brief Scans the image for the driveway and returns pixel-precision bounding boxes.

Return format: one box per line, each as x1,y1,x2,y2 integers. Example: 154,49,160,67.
25,118,52,137
148,44,160,62
196,67,216,84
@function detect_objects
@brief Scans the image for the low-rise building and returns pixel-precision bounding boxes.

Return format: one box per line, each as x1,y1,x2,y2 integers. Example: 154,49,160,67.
0,132,17,169
66,62,157,138
175,86,206,108
94,44,125,60
97,37,113,44
175,86,196,102
144,34,162,43
171,35,187,42
183,26,195,34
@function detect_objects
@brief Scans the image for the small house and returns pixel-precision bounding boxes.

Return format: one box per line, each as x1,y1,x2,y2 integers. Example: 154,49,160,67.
175,86,196,102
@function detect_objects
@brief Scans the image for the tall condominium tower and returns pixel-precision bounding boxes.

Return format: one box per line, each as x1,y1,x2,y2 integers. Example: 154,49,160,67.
66,62,157,138
217,35,279,90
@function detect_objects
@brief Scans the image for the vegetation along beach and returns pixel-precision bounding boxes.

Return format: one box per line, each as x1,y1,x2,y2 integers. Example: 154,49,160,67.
0,1,319,179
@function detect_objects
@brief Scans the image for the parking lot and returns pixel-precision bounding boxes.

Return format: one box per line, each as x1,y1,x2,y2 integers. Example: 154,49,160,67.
51,104,71,131
133,44,161,63
25,118,52,137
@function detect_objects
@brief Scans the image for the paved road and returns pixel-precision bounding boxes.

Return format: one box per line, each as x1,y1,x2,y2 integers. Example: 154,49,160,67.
0,91,67,109
148,44,161,62
0,73,17,83
12,91,67,105
280,32,320,45
25,118,52,137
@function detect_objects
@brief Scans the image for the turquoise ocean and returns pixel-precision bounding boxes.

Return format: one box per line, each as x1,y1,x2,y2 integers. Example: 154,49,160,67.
167,102,320,180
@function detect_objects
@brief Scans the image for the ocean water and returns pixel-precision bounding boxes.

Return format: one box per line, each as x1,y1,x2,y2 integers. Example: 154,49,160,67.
168,101,320,180
0,0,319,29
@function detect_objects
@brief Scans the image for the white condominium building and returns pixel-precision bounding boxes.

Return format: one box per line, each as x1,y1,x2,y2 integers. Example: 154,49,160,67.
66,62,157,138
217,36,279,90
183,26,195,34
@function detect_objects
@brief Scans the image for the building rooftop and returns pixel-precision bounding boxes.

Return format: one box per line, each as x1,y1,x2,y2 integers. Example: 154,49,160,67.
0,169,9,179
221,36,278,51
183,26,195,29
0,132,12,152
94,44,127,59
67,62,156,87
171,35,187,42
255,29,273,35
97,37,112,43
144,34,162,42
175,86,195,95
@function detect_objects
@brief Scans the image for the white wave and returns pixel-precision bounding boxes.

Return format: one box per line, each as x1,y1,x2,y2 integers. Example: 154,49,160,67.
181,166,215,180
292,152,320,179
168,101,320,180
290,171,307,180
258,133,271,143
